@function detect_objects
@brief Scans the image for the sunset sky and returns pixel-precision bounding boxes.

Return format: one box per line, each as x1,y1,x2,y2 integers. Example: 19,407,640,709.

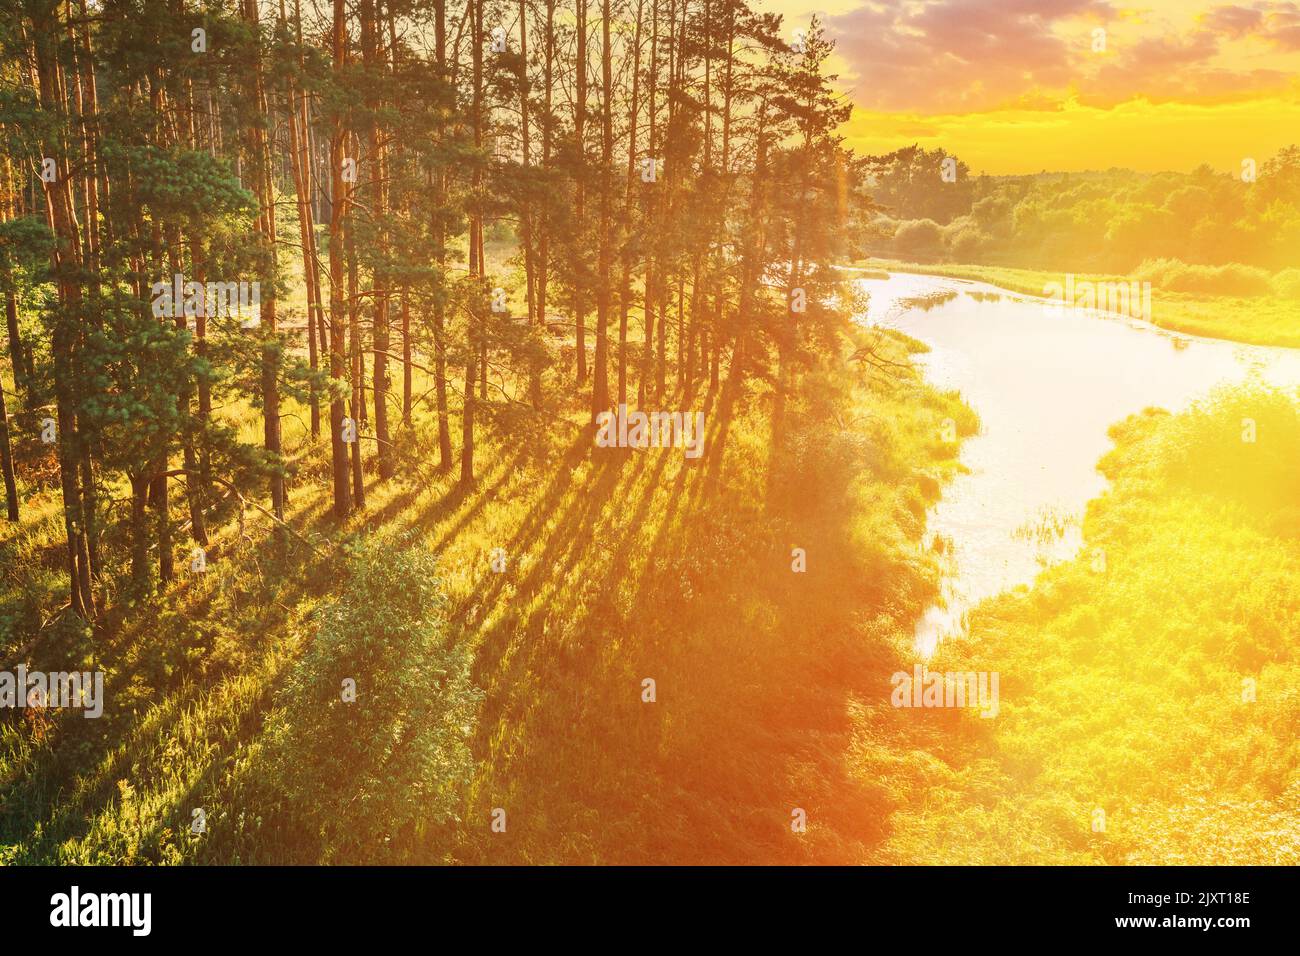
774,0,1300,173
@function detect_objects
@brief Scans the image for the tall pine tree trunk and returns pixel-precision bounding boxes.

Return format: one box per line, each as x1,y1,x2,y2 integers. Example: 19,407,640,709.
590,0,613,420
431,0,453,468
461,0,485,486
573,0,588,386
287,0,322,439
362,0,393,479
29,0,94,617
0,373,17,521
617,0,643,410
243,0,284,521
639,0,659,407
328,0,353,519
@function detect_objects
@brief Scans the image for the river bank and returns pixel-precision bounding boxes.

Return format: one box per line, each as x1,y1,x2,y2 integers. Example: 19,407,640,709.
853,271,1300,864
855,270,1300,656
864,259,1300,349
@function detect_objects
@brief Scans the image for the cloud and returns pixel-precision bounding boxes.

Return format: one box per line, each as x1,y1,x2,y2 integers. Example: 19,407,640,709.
1200,3,1300,48
1201,4,1266,36
826,0,1299,111
827,0,1116,110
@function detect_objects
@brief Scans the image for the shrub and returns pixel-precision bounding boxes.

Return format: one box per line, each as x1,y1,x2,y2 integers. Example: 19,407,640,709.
892,218,945,261
1274,268,1300,299
943,217,991,261
1133,257,1274,296
261,533,482,861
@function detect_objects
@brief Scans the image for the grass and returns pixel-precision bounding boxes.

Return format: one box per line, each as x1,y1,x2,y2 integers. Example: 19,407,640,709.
6,255,1295,865
865,259,1300,348
0,316,978,863
874,385,1300,864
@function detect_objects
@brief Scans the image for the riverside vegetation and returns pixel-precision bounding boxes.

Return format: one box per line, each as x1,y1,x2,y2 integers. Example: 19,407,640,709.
1,0,1294,865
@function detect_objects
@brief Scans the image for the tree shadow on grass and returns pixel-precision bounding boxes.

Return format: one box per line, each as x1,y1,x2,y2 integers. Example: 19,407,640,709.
0,534,319,861
444,375,968,864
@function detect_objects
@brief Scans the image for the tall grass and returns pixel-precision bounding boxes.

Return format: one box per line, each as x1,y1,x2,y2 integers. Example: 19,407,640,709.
0,322,975,863
877,385,1300,864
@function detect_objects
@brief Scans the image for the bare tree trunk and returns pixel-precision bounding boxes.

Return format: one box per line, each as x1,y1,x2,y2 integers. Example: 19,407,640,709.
129,472,150,588
362,0,393,479
590,0,613,420
639,0,659,407
617,0,643,410
242,0,284,522
518,0,535,326
345,191,365,506
536,0,555,354
2,161,32,399
328,0,353,519
655,0,681,402
461,0,485,485
401,286,412,425
287,0,322,439
711,0,735,395
573,0,588,386
431,0,453,468
4,285,30,400
0,376,17,521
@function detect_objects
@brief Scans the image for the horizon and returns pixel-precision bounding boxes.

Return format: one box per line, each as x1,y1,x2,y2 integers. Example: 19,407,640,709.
775,0,1300,174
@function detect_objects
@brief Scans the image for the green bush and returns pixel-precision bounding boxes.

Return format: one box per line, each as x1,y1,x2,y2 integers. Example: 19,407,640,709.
1133,257,1275,296
261,534,481,861
1274,268,1300,299
892,218,945,261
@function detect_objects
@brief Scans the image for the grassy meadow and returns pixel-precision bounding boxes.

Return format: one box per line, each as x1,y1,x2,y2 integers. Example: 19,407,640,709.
880,386,1300,864
0,314,982,864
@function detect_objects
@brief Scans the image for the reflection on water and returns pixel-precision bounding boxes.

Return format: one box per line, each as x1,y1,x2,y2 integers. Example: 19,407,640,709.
858,272,1300,658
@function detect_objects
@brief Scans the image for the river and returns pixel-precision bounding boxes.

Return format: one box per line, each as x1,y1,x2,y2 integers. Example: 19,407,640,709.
856,271,1300,657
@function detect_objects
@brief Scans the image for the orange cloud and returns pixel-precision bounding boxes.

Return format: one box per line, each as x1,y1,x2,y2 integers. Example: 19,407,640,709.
768,1,1300,173
815,0,1299,110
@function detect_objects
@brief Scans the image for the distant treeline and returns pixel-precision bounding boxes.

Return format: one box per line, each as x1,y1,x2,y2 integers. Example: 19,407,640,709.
866,144,1300,282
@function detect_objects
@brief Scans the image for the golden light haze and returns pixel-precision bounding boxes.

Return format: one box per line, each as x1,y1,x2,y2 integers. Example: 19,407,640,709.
772,0,1300,173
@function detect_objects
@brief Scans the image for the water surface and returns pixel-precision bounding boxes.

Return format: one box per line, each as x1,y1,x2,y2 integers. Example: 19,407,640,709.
856,271,1300,657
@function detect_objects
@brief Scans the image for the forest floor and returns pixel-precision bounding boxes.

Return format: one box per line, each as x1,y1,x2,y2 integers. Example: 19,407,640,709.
0,314,981,863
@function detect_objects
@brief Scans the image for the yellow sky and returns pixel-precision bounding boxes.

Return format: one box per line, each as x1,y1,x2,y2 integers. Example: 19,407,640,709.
770,1,1300,173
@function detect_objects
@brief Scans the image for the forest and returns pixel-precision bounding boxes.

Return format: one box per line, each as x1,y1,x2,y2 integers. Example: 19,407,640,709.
867,144,1300,278
0,0,960,863
0,0,1294,867
0,0,874,617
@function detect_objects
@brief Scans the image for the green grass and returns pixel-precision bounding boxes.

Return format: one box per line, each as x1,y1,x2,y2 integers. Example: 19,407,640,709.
0,320,977,863
874,385,1300,864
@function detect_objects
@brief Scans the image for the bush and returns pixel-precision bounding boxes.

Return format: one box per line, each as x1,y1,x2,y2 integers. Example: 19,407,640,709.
262,533,482,861
892,218,945,260
943,217,991,261
1133,257,1275,296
